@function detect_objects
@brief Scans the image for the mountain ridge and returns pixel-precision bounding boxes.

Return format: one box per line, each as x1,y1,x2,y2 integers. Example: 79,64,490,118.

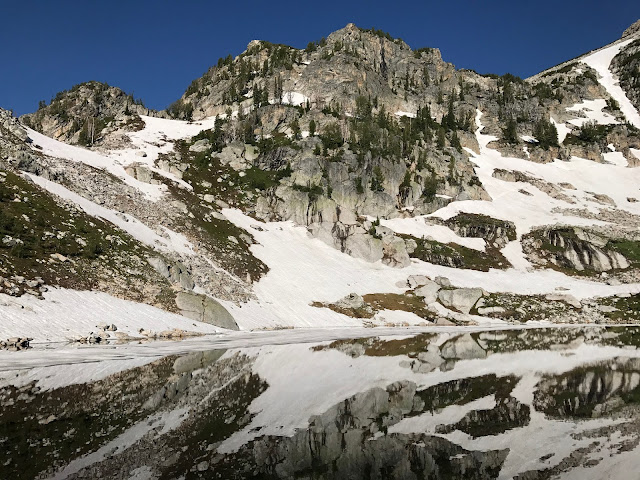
1,20,640,344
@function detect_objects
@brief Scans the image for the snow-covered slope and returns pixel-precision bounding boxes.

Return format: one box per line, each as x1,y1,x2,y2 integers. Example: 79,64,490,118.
221,207,639,330
581,37,640,129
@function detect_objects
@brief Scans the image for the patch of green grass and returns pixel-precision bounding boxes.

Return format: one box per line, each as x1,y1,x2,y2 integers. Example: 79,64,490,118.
600,295,640,322
363,292,435,320
311,291,435,322
241,165,291,191
608,239,640,265
0,170,159,295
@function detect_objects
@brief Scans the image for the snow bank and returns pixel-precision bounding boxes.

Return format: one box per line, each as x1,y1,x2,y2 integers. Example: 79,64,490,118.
0,287,222,343
280,91,309,106
433,110,640,236
27,128,168,201
104,115,219,190
380,216,486,251
28,115,221,201
221,208,640,332
395,110,417,118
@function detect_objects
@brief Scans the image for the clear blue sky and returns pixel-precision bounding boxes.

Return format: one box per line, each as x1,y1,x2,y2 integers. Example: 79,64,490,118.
2,0,638,115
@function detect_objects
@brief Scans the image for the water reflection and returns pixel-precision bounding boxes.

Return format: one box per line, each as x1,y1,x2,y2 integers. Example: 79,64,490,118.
2,326,640,479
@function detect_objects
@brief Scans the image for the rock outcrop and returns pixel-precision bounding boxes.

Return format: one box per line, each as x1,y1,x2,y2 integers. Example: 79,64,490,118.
524,227,631,273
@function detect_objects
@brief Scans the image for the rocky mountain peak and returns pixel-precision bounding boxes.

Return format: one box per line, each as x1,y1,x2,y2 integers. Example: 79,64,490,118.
170,23,457,124
21,81,162,146
622,19,640,38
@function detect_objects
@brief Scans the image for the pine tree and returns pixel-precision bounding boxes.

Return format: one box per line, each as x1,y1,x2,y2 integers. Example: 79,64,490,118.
442,94,457,131
533,119,558,149
502,118,519,144
451,130,462,152
436,126,446,149
370,166,385,192
423,67,430,87
290,119,301,139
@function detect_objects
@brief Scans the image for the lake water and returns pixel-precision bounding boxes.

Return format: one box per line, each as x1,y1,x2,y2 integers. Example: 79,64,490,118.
2,326,640,479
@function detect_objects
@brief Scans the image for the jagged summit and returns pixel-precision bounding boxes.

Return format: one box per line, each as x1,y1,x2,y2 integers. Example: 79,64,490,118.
166,22,457,124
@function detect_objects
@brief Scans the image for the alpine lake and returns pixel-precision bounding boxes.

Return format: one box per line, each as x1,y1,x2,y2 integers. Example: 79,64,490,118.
3,325,640,479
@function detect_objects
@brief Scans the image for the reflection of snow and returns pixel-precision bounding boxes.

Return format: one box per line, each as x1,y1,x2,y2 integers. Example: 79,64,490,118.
218,331,640,480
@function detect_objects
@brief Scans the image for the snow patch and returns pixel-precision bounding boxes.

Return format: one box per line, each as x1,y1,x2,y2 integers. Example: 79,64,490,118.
566,99,618,127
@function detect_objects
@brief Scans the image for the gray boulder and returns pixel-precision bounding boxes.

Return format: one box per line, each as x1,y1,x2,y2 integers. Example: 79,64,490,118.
544,293,582,309
407,275,429,288
148,257,195,291
335,293,366,309
435,276,451,287
189,139,210,153
438,288,484,314
175,291,239,330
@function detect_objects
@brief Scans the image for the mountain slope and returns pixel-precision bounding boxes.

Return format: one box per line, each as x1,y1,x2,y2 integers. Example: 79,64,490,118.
2,21,640,343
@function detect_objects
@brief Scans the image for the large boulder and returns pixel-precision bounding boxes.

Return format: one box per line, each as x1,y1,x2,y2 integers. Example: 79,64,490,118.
175,292,238,330
381,235,411,268
335,293,366,310
438,288,484,314
125,164,156,184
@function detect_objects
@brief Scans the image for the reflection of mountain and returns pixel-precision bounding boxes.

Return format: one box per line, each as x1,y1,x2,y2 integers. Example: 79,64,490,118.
0,349,265,480
534,358,640,418
5,327,640,479
319,327,640,373
214,381,509,480
0,354,181,480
